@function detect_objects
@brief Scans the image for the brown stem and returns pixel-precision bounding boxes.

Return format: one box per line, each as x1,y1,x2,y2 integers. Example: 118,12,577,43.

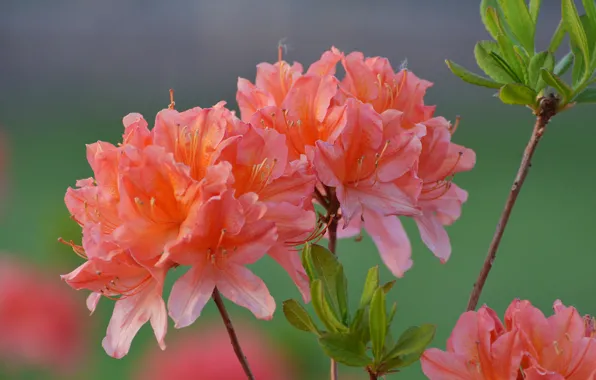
466,95,558,311
367,368,378,380
325,187,340,380
212,288,255,380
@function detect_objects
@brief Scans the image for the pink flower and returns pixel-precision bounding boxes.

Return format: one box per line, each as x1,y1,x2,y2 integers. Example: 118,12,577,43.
314,99,423,276
0,255,87,374
505,300,596,379
422,300,596,379
421,306,523,380
327,47,476,267
135,321,297,380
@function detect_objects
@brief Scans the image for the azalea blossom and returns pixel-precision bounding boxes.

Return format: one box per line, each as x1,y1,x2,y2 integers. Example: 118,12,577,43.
62,101,316,357
238,47,475,277
421,299,596,379
0,255,87,374
135,321,296,380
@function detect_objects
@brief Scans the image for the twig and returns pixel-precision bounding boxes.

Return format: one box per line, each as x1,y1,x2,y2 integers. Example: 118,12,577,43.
325,187,340,380
212,288,255,380
466,95,559,311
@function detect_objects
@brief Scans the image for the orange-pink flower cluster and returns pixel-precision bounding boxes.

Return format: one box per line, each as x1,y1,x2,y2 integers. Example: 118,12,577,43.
61,47,475,358
237,47,475,276
421,300,596,379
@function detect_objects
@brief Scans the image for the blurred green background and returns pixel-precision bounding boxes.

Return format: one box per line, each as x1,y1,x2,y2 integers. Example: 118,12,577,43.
1,1,595,379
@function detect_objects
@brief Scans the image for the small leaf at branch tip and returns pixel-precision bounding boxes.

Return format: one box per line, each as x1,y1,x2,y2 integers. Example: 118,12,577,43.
318,332,372,367
282,299,320,335
445,59,503,89
498,83,538,106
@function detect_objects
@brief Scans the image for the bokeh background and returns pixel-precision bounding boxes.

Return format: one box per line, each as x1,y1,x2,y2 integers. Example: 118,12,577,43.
1,1,595,379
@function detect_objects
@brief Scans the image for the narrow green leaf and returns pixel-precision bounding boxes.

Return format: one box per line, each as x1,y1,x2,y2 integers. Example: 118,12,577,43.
445,60,503,89
306,244,342,317
350,307,370,343
387,302,398,327
573,87,596,103
369,288,387,361
481,0,501,39
282,299,320,335
497,0,535,52
499,83,538,106
311,280,347,333
549,20,567,53
572,52,586,86
360,266,379,308
582,0,596,56
514,46,530,84
529,0,542,25
381,280,396,294
541,69,573,103
301,244,315,282
496,34,524,82
529,51,555,91
335,265,349,324
318,332,372,367
378,352,422,372
474,41,514,83
554,52,574,76
583,0,596,26
384,324,436,360
562,0,591,76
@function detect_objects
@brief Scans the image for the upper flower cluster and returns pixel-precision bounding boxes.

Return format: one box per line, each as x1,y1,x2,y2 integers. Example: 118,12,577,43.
421,299,596,379
238,47,476,276
62,46,475,358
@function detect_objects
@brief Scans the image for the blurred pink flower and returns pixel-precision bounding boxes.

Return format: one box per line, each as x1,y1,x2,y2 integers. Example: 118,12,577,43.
421,300,596,379
0,255,87,375
135,321,297,380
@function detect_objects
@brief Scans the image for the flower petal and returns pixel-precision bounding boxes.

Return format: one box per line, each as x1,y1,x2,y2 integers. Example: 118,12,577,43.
362,210,412,277
216,264,275,320
102,282,166,359
414,211,451,263
268,245,310,303
420,348,476,380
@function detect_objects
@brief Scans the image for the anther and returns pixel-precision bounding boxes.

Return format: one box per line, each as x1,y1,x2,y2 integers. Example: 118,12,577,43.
168,89,175,110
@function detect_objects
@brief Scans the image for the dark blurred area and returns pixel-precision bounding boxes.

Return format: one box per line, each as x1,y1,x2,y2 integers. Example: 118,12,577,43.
1,1,595,379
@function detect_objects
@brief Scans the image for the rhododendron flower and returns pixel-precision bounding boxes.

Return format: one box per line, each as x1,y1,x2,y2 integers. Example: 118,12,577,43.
505,299,596,379
314,99,424,276
62,100,318,357
421,300,596,379
0,255,86,374
135,321,296,380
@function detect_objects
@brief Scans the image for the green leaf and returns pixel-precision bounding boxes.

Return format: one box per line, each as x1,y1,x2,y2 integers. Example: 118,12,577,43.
304,244,342,317
350,307,370,343
496,34,524,82
541,69,573,103
378,352,422,372
301,244,316,281
369,288,387,361
445,60,503,89
572,51,586,87
583,0,596,27
318,332,372,367
381,280,396,294
311,280,347,333
582,1,596,57
549,20,567,53
282,299,320,335
474,41,514,83
384,324,436,361
360,266,379,308
562,0,591,77
554,52,574,76
481,0,501,39
499,83,538,106
335,265,349,324
514,45,530,83
497,0,535,52
529,51,555,91
387,302,398,327
573,87,596,103
529,0,542,25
